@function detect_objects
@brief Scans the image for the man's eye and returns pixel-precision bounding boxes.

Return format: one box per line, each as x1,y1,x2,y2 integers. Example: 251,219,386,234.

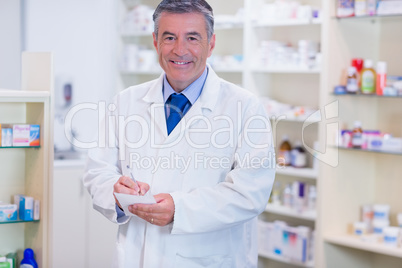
188,37,197,41
164,37,175,42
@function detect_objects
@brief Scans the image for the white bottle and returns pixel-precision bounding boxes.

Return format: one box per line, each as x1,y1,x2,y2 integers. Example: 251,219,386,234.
308,185,317,211
283,184,292,207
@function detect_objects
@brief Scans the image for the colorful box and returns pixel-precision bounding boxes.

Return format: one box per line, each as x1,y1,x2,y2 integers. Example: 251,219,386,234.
29,124,40,146
0,204,18,222
19,196,34,221
12,124,30,146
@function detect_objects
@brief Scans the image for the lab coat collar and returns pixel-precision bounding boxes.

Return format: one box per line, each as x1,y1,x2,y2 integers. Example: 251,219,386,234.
143,64,221,140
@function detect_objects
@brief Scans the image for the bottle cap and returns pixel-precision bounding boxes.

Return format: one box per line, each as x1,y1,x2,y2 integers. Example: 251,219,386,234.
348,66,357,76
364,59,373,68
354,121,362,128
376,61,387,73
24,248,34,258
351,58,364,72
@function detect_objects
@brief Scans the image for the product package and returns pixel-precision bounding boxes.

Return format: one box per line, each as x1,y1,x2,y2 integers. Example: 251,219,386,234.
19,196,34,221
12,125,30,147
0,204,18,222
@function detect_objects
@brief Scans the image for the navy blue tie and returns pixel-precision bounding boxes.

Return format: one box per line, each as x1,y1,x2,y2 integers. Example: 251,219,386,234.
166,93,189,135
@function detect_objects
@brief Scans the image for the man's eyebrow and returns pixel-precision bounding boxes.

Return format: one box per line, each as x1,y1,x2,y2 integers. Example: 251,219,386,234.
161,31,176,37
187,31,202,38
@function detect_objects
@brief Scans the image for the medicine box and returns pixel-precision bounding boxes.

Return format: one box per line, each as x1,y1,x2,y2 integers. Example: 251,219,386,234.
29,124,40,146
19,196,34,221
0,204,18,222
12,124,30,146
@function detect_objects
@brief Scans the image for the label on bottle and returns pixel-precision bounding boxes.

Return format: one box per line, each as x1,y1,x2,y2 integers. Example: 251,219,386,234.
346,78,358,93
20,265,34,268
361,71,375,93
352,133,363,148
278,150,291,166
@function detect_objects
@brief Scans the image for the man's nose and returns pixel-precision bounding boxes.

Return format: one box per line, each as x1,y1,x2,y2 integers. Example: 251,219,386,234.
172,38,187,56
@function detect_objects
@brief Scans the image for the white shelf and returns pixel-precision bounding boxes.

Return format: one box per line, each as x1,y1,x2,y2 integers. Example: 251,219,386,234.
276,167,318,179
120,70,161,75
215,23,244,30
259,250,314,267
213,67,244,73
121,32,153,38
324,234,402,259
0,89,51,99
265,204,316,221
251,67,321,74
252,18,322,27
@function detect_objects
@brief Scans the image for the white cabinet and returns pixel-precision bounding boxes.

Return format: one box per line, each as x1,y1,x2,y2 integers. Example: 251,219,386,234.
319,4,402,268
0,52,53,267
52,161,117,268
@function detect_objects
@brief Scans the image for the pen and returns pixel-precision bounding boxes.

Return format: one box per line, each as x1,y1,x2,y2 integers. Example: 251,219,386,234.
126,165,141,195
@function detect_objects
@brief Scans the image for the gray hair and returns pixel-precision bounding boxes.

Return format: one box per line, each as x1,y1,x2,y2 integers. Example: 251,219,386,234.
153,0,214,41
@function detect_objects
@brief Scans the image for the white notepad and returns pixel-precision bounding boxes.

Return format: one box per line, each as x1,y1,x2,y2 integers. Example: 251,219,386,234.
114,192,156,216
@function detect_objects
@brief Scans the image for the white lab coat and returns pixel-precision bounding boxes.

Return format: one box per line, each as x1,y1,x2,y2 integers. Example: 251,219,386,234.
83,66,276,268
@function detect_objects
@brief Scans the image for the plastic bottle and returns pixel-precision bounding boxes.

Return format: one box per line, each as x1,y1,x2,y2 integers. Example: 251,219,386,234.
278,135,292,167
270,181,281,205
376,61,387,96
346,66,359,93
20,248,38,268
291,141,307,168
308,185,317,211
361,59,376,94
351,121,364,149
283,184,292,207
351,58,364,88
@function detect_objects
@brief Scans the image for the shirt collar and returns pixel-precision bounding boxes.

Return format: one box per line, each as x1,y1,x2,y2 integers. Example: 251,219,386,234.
163,67,208,104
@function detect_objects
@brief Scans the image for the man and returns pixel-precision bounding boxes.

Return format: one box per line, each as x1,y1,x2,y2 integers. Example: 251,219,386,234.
83,0,275,267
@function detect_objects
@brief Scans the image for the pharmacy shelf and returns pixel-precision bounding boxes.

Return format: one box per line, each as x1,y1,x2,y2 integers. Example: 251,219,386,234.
0,220,40,225
335,14,402,21
252,18,322,27
212,67,244,73
333,93,402,99
338,146,402,156
215,23,244,30
251,67,321,74
0,146,40,149
0,90,51,98
276,167,318,179
324,234,402,258
120,70,162,75
265,204,316,221
259,250,314,268
121,32,153,38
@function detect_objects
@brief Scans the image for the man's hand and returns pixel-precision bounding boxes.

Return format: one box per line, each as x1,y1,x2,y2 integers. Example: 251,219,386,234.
113,176,150,209
128,193,175,226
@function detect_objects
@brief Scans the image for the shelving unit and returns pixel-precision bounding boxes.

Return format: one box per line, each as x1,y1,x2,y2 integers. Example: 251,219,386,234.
0,52,53,267
265,204,316,221
258,250,315,268
318,1,402,267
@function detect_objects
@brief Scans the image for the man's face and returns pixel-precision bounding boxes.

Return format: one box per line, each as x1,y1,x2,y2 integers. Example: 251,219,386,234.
153,12,215,92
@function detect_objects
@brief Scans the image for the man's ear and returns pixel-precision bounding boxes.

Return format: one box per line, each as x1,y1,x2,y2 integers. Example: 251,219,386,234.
153,32,158,52
208,34,216,57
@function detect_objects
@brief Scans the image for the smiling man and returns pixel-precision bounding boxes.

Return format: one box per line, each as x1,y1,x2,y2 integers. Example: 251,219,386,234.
83,1,276,267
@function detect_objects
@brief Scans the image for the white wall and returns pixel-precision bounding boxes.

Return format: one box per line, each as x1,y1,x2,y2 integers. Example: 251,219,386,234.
25,0,118,149
0,0,21,90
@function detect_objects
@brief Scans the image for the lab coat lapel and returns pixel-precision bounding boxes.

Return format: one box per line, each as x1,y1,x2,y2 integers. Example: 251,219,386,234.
143,73,168,141
164,66,221,143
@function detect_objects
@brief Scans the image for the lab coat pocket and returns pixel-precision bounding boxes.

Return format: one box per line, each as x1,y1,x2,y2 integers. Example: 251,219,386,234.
175,253,233,268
